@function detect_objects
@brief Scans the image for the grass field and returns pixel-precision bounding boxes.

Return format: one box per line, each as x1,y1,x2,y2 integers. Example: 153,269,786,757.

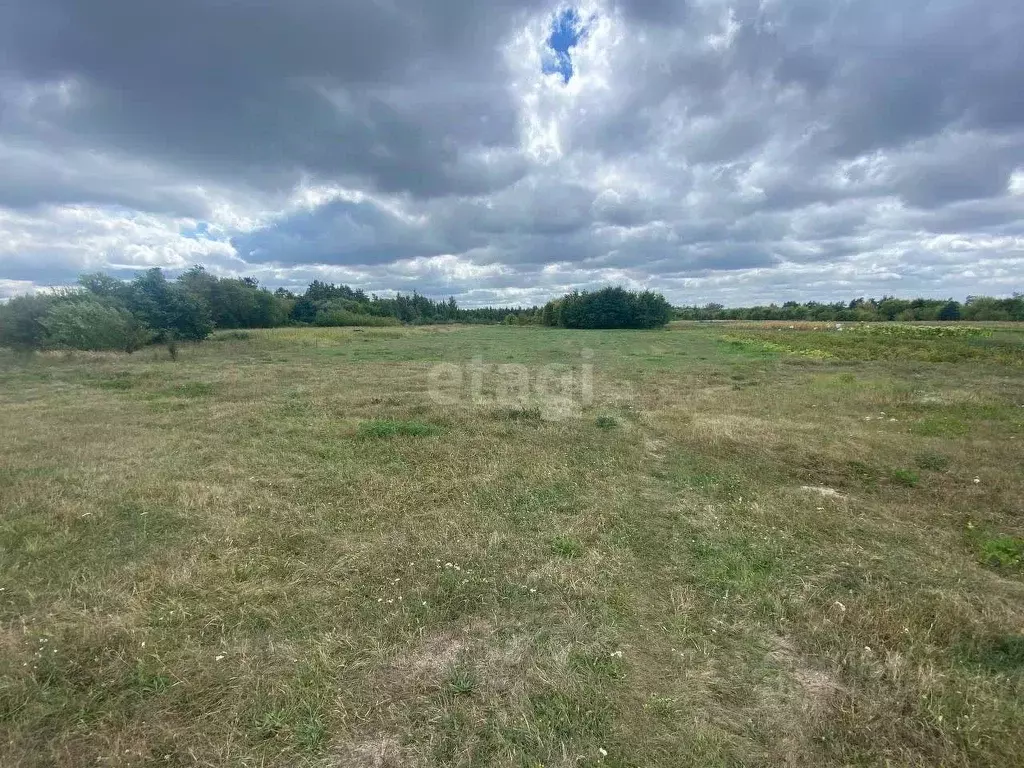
1,323,1023,767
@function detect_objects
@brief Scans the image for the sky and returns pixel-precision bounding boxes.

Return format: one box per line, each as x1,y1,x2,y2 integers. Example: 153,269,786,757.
1,0,1022,307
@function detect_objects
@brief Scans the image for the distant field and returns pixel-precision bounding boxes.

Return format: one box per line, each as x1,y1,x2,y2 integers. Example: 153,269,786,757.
1,323,1023,766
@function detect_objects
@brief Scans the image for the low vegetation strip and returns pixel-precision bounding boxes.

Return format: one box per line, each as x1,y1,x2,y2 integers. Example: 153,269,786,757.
720,325,1024,365
0,322,1022,766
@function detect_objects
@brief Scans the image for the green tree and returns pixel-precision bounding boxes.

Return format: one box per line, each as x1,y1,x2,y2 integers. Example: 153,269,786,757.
127,268,213,341
546,287,672,329
937,301,962,321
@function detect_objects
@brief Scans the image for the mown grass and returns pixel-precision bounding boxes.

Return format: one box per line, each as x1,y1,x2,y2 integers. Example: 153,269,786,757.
1,322,1022,767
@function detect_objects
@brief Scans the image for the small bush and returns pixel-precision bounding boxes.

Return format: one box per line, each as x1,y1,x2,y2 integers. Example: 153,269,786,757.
358,419,442,438
595,415,619,429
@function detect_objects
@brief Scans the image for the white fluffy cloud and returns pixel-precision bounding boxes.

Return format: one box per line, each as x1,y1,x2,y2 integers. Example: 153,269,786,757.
1,0,1022,305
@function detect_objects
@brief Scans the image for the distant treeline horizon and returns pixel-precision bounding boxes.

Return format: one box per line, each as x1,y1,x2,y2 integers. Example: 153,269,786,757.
1,267,1022,353
673,294,1024,322
3,270,1021,321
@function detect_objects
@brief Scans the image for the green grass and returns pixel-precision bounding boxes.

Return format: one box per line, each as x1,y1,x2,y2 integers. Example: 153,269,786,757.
357,418,443,438
550,535,585,559
889,468,921,487
973,529,1024,571
1,321,1023,766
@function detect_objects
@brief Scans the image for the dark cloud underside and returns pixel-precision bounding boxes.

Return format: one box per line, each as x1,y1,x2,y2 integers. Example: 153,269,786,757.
0,0,1022,304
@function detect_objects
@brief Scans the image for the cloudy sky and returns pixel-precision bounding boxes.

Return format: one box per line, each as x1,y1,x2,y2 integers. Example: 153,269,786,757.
1,0,1022,306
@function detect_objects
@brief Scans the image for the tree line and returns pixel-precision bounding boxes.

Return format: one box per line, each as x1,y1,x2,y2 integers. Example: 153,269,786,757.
0,267,539,352
675,295,1024,322
1,266,1020,354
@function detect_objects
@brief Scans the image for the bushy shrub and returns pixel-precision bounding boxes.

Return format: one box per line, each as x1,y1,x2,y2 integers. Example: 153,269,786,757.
315,310,401,327
0,294,58,351
41,300,152,352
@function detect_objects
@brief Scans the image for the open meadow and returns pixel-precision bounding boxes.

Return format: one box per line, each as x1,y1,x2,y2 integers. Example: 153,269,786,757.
1,322,1023,767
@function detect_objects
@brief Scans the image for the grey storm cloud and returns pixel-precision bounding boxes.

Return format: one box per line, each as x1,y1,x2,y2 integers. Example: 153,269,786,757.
0,0,1022,305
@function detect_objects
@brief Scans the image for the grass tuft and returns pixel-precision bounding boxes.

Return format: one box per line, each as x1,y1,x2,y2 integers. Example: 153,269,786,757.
550,535,584,558
445,667,478,696
890,468,921,487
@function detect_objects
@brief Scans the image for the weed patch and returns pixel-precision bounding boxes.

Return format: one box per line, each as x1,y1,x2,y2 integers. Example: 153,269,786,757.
889,468,920,487
445,667,478,696
974,531,1024,571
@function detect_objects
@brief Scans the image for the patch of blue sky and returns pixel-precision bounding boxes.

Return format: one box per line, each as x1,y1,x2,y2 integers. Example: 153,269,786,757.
542,8,586,84
182,221,212,240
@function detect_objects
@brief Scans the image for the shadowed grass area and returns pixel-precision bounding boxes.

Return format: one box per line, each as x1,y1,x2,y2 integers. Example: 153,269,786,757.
0,322,1022,767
